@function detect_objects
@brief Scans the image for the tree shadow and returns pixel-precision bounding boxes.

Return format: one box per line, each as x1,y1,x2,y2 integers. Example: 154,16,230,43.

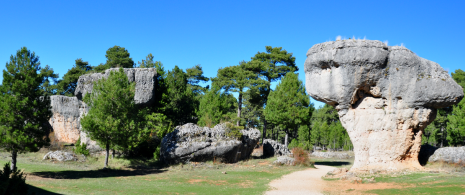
314,161,351,166
31,167,166,180
28,184,62,195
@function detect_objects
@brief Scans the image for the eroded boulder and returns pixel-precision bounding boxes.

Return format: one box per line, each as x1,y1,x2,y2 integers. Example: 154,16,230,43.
305,39,464,171
160,123,260,164
263,139,291,156
428,147,465,164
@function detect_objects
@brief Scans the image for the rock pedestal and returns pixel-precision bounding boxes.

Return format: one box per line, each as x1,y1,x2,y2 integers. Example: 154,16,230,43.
305,40,463,171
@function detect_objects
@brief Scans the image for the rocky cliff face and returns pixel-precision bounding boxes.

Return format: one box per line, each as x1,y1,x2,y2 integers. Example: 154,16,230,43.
75,68,157,106
49,96,81,144
305,40,464,171
160,123,260,164
48,68,157,149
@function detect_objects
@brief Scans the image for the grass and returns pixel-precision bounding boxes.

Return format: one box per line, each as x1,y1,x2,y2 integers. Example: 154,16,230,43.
366,172,465,194
0,150,310,195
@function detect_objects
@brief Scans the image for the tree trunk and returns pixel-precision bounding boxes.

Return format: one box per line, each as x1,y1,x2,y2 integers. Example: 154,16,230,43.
112,149,115,159
262,120,267,143
105,143,110,168
285,131,289,146
237,92,242,126
11,149,17,172
441,127,444,147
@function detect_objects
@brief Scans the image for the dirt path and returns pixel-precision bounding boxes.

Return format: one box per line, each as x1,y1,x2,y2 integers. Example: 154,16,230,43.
265,165,335,195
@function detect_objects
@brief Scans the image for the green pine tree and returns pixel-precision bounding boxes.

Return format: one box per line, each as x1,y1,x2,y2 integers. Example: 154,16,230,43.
446,69,465,146
80,68,148,168
213,61,268,126
56,58,92,96
248,46,297,141
197,83,237,127
161,66,198,126
264,72,310,146
0,47,52,171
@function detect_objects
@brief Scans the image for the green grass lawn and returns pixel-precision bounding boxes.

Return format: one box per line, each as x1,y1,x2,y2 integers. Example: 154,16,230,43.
365,172,465,194
0,151,310,195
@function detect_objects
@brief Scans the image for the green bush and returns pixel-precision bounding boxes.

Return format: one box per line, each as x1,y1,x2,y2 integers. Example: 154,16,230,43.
0,163,28,195
74,137,90,156
225,122,243,140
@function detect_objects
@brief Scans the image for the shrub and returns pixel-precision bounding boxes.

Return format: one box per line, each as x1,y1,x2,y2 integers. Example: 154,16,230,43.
292,147,313,166
0,163,28,195
288,139,299,150
74,137,90,156
224,122,243,140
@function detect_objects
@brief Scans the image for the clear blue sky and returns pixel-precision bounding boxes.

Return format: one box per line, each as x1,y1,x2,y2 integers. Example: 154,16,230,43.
1,0,464,108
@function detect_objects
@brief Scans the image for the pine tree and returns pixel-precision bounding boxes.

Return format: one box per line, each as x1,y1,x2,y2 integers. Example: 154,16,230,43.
105,46,135,68
213,61,268,126
0,47,52,171
197,84,237,127
446,69,465,146
248,46,297,141
56,58,92,96
80,68,148,168
264,72,310,146
161,66,198,126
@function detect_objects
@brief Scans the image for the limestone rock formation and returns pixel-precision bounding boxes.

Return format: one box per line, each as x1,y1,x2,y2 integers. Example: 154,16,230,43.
273,156,295,165
428,147,465,164
305,39,464,171
263,139,291,156
160,123,260,164
311,151,351,159
48,68,157,149
75,68,157,106
43,151,80,161
48,96,83,144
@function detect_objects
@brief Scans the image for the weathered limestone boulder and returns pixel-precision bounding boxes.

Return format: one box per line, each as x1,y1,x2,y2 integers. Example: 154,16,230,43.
160,123,260,164
311,151,351,159
43,151,79,161
273,156,295,165
75,68,157,106
48,68,157,149
428,147,465,164
305,39,464,171
263,139,291,156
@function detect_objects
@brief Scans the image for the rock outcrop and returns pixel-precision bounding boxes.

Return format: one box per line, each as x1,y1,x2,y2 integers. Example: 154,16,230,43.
311,151,351,159
263,139,291,156
305,39,464,171
75,68,157,106
160,123,260,164
48,68,157,149
48,96,82,144
427,147,465,164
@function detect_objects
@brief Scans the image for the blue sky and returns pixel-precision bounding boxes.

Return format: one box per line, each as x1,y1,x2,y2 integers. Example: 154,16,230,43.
1,0,463,108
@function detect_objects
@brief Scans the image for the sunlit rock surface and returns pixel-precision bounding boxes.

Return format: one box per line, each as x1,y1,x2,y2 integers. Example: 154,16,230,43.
305,40,463,171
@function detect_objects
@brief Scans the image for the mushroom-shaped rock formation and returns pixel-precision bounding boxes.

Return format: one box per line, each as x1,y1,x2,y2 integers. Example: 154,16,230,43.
305,40,464,171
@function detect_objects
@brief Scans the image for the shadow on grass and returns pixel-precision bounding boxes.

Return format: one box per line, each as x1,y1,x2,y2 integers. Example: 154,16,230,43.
28,184,62,195
31,167,166,180
314,161,351,166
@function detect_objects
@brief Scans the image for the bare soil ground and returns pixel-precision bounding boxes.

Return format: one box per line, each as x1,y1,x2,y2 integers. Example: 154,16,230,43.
265,164,411,195
265,165,335,195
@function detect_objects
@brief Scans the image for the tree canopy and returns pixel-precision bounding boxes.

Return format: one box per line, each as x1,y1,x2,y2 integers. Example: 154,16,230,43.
0,47,52,171
264,72,310,146
56,58,92,96
80,68,147,168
